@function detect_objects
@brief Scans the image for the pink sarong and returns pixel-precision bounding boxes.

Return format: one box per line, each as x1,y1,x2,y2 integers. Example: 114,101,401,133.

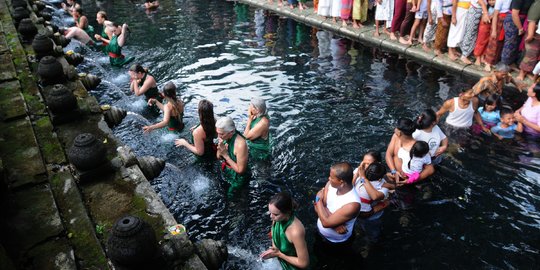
341,0,353,20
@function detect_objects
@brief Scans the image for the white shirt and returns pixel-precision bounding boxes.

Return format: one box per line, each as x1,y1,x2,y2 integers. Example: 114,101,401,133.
412,125,447,157
317,185,360,243
402,154,432,174
494,0,512,13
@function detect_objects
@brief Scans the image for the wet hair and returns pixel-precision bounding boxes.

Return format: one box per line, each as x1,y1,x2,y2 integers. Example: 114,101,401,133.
97,11,107,20
499,107,514,118
533,84,540,99
75,6,83,15
364,162,386,181
198,100,216,140
250,98,267,117
129,64,146,74
484,94,500,108
269,192,297,216
163,82,183,118
364,150,381,163
215,116,235,133
331,162,353,185
408,141,430,169
396,118,416,137
415,109,437,130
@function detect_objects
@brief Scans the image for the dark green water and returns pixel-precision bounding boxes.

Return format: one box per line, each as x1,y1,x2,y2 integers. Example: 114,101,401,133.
49,0,540,268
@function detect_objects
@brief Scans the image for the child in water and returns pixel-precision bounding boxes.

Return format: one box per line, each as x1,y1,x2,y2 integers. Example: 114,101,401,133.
402,141,431,184
490,108,523,140
474,94,501,135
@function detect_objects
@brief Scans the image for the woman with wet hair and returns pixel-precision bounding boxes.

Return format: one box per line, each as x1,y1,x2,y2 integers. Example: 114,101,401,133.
386,118,435,185
129,64,162,112
243,98,270,160
142,82,184,133
103,22,133,67
413,108,448,164
260,192,309,269
175,100,217,159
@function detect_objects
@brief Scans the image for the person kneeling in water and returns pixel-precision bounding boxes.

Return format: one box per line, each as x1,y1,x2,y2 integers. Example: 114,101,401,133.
102,22,133,67
143,82,184,133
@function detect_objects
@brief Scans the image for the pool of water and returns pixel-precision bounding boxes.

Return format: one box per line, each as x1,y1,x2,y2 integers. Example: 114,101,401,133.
47,0,540,268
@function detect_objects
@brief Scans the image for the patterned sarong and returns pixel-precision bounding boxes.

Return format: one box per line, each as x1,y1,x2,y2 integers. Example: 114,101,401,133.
434,14,451,51
501,15,524,65
461,7,482,57
484,13,506,65
473,20,491,57
519,33,540,73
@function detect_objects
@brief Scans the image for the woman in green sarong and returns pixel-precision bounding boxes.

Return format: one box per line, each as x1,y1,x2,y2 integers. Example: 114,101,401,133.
103,22,134,67
260,192,309,270
142,82,184,133
243,98,271,160
216,117,249,193
129,64,163,113
94,11,112,52
63,7,94,45
175,100,217,160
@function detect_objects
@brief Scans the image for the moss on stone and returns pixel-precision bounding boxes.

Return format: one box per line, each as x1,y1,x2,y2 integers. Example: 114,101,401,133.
33,116,65,164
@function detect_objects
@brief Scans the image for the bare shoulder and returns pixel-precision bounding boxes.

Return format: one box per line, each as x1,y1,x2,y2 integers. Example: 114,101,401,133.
289,218,306,238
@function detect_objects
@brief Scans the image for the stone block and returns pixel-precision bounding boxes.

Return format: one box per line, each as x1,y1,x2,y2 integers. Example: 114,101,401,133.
405,45,436,66
0,80,26,121
33,116,66,164
3,184,63,255
49,171,108,269
432,55,468,74
0,53,16,81
380,39,409,54
0,35,9,53
0,118,47,188
462,64,489,78
26,238,76,270
358,31,383,48
303,14,324,29
338,27,361,42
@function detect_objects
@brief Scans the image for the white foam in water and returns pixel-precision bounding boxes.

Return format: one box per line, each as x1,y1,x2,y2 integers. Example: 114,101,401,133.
160,133,179,143
228,246,280,270
191,175,210,193
128,99,148,111
111,73,130,85
252,56,277,63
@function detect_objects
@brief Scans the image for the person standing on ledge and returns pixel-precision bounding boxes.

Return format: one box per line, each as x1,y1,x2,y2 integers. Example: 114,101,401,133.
260,192,309,270
216,117,249,194
243,98,270,160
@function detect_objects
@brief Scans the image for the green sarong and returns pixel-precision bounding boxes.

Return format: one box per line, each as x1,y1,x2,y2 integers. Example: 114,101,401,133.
247,115,271,160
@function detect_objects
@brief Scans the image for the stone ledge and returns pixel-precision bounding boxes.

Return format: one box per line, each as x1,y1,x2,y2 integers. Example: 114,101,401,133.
0,80,26,121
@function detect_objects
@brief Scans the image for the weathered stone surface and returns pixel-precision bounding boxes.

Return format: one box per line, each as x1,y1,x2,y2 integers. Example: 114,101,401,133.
26,238,76,270
463,63,489,78
0,80,26,121
0,35,11,53
3,184,63,254
0,118,47,188
182,254,209,270
122,165,177,227
405,45,436,66
33,116,66,164
195,239,228,270
432,55,468,74
380,39,408,54
49,171,108,269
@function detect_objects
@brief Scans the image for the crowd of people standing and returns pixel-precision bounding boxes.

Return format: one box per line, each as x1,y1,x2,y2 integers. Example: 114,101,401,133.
55,0,540,269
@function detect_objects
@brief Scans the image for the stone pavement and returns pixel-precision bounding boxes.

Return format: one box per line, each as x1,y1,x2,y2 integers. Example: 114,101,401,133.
237,0,532,83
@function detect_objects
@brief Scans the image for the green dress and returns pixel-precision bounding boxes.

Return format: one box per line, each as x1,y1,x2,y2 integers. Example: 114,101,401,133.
272,216,298,270
138,72,162,113
190,124,216,160
247,115,271,160
221,131,248,192
77,17,94,38
105,35,134,67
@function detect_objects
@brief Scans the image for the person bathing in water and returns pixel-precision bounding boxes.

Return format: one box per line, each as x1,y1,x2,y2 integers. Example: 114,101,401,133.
142,82,184,133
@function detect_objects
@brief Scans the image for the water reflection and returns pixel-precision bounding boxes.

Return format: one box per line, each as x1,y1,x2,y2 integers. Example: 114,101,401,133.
46,0,540,268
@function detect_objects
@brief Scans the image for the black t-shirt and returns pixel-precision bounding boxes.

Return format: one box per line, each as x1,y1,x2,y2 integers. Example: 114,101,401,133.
511,0,534,15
